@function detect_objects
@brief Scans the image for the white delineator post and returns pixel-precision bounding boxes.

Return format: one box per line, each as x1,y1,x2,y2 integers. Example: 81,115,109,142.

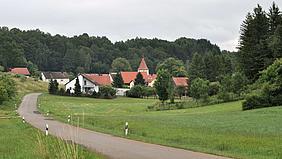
22,116,25,123
68,115,71,123
125,122,129,136
45,124,49,136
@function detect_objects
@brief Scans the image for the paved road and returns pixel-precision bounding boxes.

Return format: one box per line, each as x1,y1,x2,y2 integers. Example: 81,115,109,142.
18,93,231,159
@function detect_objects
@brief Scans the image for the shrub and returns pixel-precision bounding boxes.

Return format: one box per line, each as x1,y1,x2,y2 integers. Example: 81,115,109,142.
0,65,4,72
242,58,282,110
208,82,220,96
99,85,116,99
58,88,65,96
242,94,270,110
126,85,144,98
189,78,209,101
0,75,16,104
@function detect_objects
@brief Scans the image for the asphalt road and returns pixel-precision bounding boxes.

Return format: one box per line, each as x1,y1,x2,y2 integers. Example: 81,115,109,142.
18,93,231,159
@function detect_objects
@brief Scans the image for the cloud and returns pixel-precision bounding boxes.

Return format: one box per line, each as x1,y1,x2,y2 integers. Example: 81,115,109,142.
0,0,281,51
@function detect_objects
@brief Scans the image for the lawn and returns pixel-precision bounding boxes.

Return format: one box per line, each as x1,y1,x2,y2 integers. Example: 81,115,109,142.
39,94,282,159
0,74,103,159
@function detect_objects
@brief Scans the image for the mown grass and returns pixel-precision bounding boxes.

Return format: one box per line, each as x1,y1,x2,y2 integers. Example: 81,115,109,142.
39,94,282,159
0,74,104,159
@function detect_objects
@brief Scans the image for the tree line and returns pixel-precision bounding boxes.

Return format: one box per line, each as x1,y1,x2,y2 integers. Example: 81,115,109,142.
0,26,224,75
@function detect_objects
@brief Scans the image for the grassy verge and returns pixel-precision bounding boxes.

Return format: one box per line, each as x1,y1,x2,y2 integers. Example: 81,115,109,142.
0,74,104,159
39,94,282,159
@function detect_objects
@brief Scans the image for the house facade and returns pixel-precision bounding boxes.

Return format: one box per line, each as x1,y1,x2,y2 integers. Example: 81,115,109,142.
41,72,70,85
65,74,112,94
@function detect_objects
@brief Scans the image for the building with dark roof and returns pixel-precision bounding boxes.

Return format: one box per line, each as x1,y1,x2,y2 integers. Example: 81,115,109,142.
41,72,70,85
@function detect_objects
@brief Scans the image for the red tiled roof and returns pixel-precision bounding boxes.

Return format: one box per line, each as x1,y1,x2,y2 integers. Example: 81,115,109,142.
120,72,156,84
173,77,188,87
138,58,149,70
82,74,112,86
146,74,157,83
120,72,139,84
9,68,30,75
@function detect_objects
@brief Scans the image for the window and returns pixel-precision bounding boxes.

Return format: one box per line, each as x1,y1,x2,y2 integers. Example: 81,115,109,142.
84,80,87,85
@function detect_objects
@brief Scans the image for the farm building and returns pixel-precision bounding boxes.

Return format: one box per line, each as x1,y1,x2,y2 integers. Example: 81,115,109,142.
41,72,70,85
9,67,30,76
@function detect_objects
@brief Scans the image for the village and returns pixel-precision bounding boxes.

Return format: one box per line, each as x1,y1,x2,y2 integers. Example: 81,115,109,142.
0,1,281,159
9,57,188,97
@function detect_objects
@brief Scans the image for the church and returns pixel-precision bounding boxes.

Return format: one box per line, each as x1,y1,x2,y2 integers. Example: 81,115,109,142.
120,57,157,88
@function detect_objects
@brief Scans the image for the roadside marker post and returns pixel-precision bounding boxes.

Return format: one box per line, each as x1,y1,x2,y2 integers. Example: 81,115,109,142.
68,115,71,123
45,124,49,136
125,122,129,136
22,116,25,123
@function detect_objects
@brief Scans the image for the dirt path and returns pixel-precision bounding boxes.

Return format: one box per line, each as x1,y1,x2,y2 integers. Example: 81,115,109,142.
18,93,231,159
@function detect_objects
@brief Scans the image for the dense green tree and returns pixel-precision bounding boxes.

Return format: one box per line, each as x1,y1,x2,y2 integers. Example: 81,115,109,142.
189,78,209,101
126,85,144,98
48,79,55,94
154,69,172,103
48,79,59,94
188,53,206,81
0,75,16,104
156,57,187,77
27,61,40,77
112,73,124,88
99,86,116,99
111,57,132,72
134,72,145,86
74,78,82,96
175,86,187,99
239,5,272,81
268,25,282,59
268,2,282,34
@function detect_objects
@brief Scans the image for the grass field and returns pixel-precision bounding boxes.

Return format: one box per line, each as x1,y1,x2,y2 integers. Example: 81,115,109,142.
39,94,282,159
0,75,103,159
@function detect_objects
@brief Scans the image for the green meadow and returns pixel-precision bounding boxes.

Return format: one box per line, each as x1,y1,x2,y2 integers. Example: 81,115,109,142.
0,75,103,159
39,94,282,159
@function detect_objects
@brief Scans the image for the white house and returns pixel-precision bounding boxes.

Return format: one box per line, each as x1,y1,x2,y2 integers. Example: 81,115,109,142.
65,74,112,94
41,72,70,85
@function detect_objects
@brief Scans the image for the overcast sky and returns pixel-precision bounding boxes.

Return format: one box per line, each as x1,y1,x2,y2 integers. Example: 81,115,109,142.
0,0,281,51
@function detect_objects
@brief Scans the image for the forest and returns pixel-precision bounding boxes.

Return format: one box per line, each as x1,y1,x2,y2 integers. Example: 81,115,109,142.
0,25,227,75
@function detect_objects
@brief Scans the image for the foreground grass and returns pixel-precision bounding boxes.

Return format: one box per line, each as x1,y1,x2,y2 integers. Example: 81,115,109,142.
39,94,282,159
0,75,103,159
0,119,103,159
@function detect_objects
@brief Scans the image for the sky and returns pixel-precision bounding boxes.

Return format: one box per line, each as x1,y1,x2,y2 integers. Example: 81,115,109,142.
0,0,281,51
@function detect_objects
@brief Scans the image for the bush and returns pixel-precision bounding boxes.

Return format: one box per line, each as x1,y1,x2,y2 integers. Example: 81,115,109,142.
0,75,16,104
99,85,116,99
242,58,282,110
218,92,238,102
58,88,65,96
0,66,4,72
126,85,144,98
189,78,209,101
242,94,270,110
208,82,220,96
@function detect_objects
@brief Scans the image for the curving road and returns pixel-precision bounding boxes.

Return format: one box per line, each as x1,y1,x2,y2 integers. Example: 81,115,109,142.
18,93,231,159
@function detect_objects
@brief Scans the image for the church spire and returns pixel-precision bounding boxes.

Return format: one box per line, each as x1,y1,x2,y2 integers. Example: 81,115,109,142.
138,57,149,75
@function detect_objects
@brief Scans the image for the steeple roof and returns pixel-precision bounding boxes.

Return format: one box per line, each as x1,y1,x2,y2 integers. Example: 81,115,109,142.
138,57,149,70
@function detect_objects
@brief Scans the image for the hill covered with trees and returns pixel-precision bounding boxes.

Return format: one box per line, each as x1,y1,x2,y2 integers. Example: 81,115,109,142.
0,26,224,75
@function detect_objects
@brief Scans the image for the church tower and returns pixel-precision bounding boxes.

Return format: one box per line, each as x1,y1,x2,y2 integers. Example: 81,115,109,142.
138,57,149,75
